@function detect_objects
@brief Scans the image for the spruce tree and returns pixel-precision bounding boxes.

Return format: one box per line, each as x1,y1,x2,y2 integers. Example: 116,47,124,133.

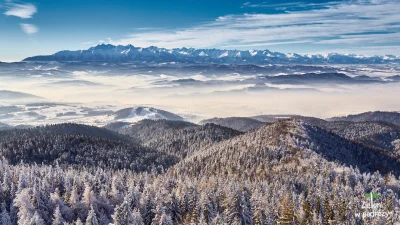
322,195,334,225
31,211,46,225
278,195,295,225
224,189,241,224
335,199,347,223
52,205,66,225
111,195,134,225
158,210,173,225
142,197,154,225
168,193,181,225
132,209,144,225
85,205,99,225
75,218,84,225
1,202,12,225
301,199,312,225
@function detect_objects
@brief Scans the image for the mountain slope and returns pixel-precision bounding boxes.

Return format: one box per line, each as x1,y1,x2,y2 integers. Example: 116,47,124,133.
0,123,127,142
103,121,132,132
0,123,177,170
329,111,400,126
23,44,400,64
319,121,400,154
251,115,400,153
120,119,242,159
252,114,328,126
199,117,267,132
172,120,400,178
0,122,11,131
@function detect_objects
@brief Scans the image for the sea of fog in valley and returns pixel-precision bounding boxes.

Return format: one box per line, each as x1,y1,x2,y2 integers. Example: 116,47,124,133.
0,61,399,126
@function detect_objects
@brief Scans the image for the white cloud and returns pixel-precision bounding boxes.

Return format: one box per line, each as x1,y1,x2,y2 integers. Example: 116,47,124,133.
110,0,400,54
4,3,37,19
20,23,38,34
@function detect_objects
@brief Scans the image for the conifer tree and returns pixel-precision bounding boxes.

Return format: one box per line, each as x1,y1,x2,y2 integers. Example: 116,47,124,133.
85,205,99,225
242,186,253,225
82,185,96,209
168,193,181,225
132,209,144,225
31,211,46,225
224,188,241,224
111,194,134,225
322,195,334,225
158,210,173,225
1,202,12,225
335,199,347,223
75,218,84,225
251,192,265,225
32,186,51,224
52,205,66,225
14,188,35,225
278,195,295,225
69,185,80,209
301,199,312,225
143,197,154,225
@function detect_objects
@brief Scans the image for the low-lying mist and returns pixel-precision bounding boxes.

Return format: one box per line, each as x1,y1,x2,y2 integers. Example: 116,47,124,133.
0,62,399,123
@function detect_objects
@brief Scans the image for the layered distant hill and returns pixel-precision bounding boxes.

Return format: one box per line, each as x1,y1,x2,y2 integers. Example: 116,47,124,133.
24,44,400,64
329,111,400,126
0,90,43,100
199,117,267,132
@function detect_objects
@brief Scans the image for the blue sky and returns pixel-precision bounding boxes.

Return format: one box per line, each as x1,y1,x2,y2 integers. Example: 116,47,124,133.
1,0,399,61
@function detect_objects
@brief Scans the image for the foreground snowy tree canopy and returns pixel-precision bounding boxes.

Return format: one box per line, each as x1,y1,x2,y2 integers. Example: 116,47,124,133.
0,119,399,224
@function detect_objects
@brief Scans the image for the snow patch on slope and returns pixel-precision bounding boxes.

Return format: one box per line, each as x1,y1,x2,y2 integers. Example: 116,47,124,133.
218,51,229,58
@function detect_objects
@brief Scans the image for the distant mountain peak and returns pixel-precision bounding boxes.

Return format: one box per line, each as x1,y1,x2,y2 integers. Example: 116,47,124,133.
23,44,400,64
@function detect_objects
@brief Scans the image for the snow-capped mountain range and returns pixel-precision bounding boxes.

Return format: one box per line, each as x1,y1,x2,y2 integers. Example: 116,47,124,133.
23,44,400,64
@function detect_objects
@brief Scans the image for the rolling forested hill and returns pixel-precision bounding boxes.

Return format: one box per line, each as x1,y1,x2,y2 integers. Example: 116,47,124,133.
0,116,400,225
199,117,267,132
120,119,242,159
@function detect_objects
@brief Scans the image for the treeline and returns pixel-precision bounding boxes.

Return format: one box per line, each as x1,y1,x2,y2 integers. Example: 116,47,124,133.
0,158,398,225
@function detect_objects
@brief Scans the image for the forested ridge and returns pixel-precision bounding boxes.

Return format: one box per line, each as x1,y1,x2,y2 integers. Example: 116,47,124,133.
172,120,400,178
120,120,242,159
218,116,400,154
329,111,400,126
199,117,267,132
0,123,128,142
318,121,400,155
0,123,177,170
0,118,399,224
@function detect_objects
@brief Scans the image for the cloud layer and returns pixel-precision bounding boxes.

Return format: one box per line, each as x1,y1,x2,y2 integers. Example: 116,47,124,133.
110,0,400,55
